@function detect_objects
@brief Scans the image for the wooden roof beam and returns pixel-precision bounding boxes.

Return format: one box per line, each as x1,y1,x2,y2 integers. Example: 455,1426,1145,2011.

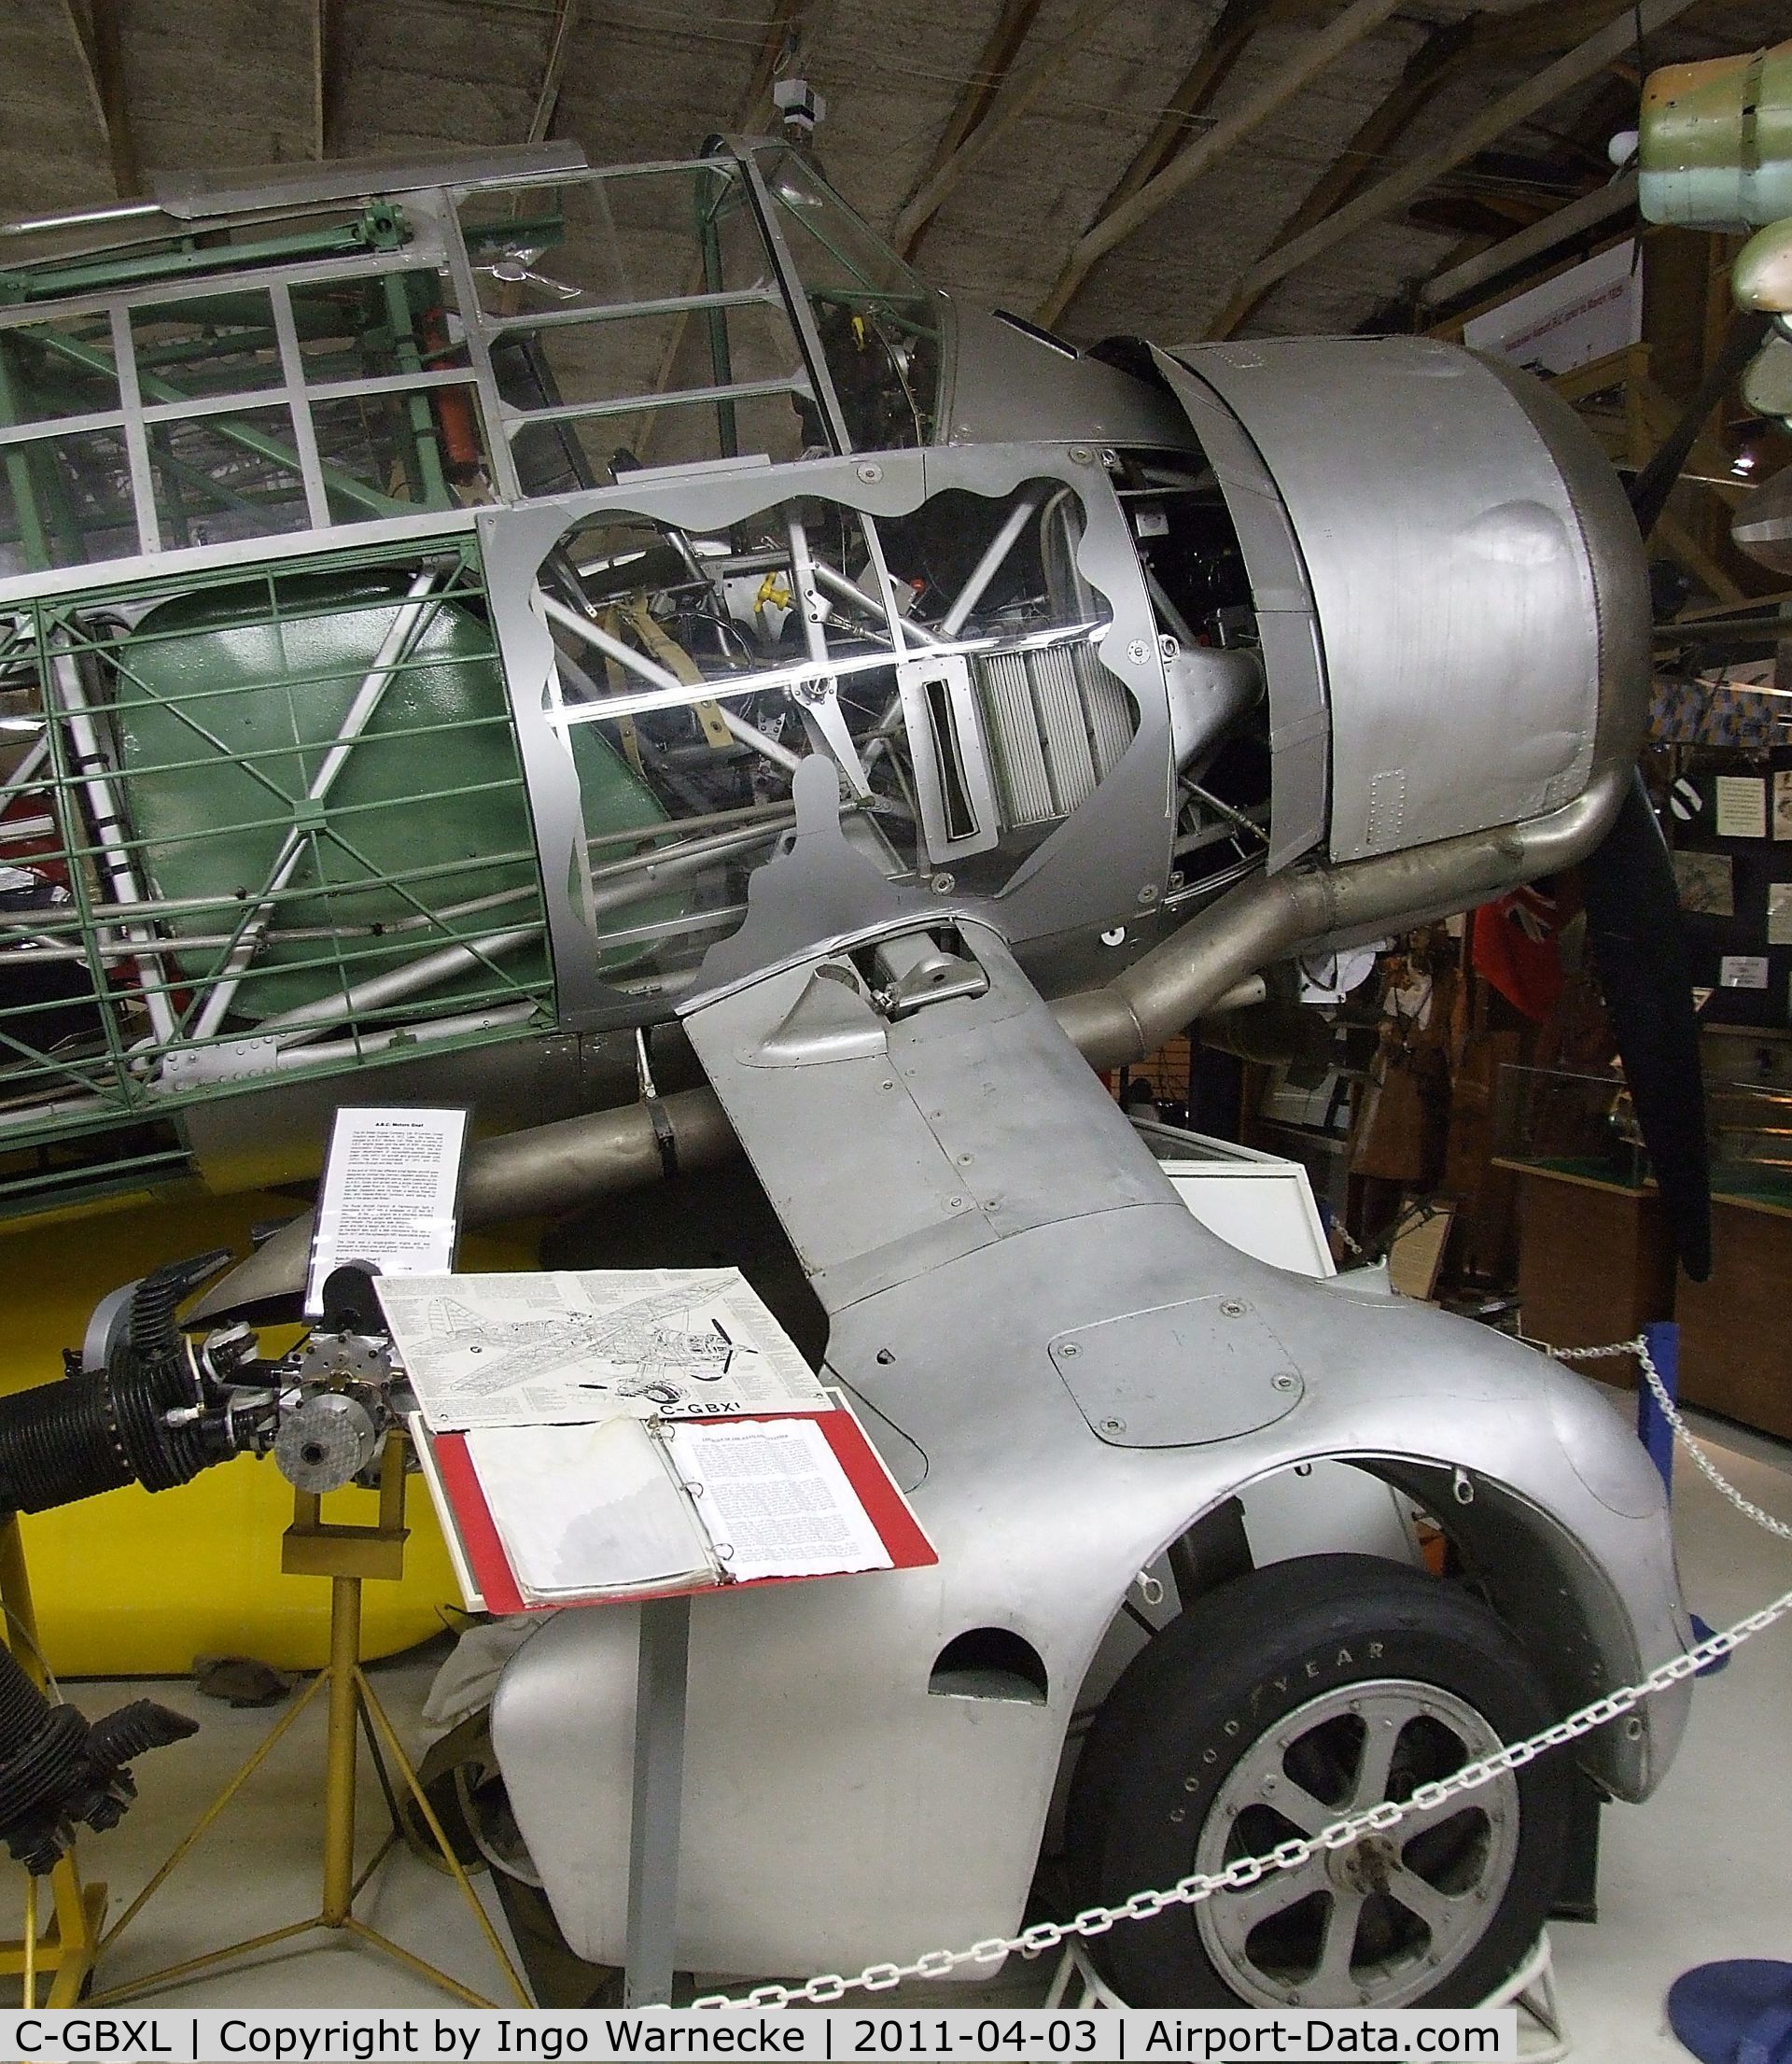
1206,16,1473,340
1034,0,1407,331
735,0,807,133
311,1,324,158
1417,169,1637,311
629,0,810,463
527,0,581,146
890,0,1130,260
1211,0,1701,319
313,0,353,156
1484,0,1662,63
62,0,139,199
892,0,1049,260
1083,0,1281,237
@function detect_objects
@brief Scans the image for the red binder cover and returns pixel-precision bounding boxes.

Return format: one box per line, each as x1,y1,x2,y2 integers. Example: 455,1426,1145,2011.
421,1402,935,1614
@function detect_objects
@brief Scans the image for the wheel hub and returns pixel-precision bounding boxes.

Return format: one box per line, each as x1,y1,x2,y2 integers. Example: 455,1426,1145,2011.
1193,1676,1520,2009
1325,1832,1399,1899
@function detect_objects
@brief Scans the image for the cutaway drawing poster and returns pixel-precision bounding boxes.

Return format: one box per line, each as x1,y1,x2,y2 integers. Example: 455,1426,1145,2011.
376,1268,828,1430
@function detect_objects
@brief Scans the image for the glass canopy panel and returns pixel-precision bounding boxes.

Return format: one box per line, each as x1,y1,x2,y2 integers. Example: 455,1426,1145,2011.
495,294,813,485
753,147,944,450
0,428,140,572
288,272,472,386
0,317,122,427
460,161,818,483
147,407,310,546
311,384,489,524
510,382,811,493
131,292,285,400
457,163,773,317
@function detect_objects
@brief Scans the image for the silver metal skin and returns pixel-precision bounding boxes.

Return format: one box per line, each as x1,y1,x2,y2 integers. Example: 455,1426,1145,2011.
2,147,1691,1998
190,330,1650,1335
1037,335,1649,1071
938,304,1195,451
181,319,1641,1209
0,144,1641,1225
469,436,1180,1032
1192,1679,1520,2008
490,893,1689,1978
1160,340,1634,867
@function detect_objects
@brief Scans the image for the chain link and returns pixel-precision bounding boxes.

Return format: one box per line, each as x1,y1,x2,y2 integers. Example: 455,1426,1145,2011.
1617,1337,1792,1544
692,1335,1791,2010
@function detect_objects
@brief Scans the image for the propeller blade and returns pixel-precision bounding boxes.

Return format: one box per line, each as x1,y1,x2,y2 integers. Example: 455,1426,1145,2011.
1626,310,1769,541
1579,771,1711,1281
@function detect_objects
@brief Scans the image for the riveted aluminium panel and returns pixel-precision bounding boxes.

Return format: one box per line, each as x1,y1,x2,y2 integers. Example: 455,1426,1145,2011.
1160,337,1607,866
1144,345,1327,874
1049,1292,1303,1447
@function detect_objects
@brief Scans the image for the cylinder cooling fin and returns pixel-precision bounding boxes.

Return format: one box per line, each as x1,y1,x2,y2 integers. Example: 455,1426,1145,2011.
0,1249,232,1518
976,639,1136,831
0,1251,235,1871
0,1641,196,1874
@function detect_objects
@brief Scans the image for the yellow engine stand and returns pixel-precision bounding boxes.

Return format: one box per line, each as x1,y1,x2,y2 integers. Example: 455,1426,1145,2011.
0,1517,105,2006
91,1437,529,2007
0,1190,539,1676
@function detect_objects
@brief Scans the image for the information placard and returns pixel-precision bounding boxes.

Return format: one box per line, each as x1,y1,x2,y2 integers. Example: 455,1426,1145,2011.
1715,774,1769,840
305,1105,469,1317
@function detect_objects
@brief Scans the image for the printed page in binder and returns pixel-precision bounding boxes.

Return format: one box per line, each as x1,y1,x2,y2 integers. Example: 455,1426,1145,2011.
377,1266,828,1430
463,1419,714,1599
415,1400,937,1611
665,1417,894,1582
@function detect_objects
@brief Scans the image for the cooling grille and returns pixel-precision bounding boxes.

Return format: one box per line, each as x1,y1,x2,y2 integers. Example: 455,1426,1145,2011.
973,640,1136,829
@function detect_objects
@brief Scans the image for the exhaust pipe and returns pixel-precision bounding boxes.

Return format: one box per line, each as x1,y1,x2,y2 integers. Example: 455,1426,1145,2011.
191,761,1627,1322
1053,758,1631,1072
189,1085,740,1321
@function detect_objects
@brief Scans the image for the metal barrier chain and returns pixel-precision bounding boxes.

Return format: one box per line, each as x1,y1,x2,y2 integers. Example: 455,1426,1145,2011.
1619,1337,1792,1544
693,1335,1791,2011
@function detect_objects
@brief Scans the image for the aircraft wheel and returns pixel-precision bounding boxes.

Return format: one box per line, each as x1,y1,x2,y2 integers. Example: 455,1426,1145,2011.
1064,1553,1570,2008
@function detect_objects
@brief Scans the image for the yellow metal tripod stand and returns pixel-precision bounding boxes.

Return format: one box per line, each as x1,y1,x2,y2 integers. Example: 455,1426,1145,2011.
0,1516,105,2006
91,1437,529,2006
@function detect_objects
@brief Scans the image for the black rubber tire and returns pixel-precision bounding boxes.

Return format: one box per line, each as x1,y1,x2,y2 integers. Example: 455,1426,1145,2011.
1064,1553,1572,2009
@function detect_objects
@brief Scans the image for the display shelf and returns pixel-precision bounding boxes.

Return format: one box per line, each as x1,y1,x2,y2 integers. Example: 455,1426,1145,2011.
1678,1194,1792,1440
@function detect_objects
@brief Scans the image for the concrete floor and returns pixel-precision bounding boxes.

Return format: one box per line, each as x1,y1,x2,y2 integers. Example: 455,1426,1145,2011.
1546,1402,1792,2060
17,1396,1792,2055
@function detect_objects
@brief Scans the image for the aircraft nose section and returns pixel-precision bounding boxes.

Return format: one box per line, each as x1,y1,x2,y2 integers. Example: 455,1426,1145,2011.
1142,334,1649,873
